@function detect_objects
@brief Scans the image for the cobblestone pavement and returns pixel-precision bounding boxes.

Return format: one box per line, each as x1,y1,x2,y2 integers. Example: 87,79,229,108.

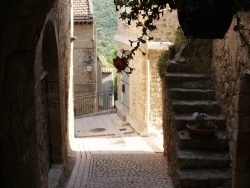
67,113,173,188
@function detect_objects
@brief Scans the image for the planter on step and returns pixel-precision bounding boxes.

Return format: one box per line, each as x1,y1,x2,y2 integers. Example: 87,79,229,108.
186,123,217,138
176,0,234,39
186,112,217,138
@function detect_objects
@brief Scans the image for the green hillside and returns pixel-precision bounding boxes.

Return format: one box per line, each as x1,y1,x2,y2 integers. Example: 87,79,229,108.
92,0,117,65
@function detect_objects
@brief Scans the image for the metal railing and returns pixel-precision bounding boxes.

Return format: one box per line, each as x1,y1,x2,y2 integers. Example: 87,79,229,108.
74,91,114,117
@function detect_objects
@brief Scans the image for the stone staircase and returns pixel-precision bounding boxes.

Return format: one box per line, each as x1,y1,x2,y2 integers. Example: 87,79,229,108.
165,62,231,188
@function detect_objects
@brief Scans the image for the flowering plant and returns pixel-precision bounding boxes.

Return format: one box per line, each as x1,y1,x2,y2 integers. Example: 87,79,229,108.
189,112,216,130
113,0,234,74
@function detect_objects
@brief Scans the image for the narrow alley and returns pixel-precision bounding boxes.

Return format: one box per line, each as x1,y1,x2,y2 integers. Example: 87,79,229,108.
66,113,173,188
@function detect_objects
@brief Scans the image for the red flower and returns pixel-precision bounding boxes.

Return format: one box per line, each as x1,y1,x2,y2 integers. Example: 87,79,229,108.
113,56,128,71
113,56,134,75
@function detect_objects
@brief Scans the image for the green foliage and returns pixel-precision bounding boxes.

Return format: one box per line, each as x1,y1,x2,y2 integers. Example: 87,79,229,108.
234,15,250,53
111,50,118,60
113,76,118,100
157,51,169,75
157,29,186,75
189,113,215,130
93,0,118,97
93,0,117,64
98,54,113,68
174,28,187,48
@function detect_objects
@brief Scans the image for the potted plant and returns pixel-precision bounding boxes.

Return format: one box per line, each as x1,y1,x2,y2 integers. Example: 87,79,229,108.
176,0,234,39
186,112,217,138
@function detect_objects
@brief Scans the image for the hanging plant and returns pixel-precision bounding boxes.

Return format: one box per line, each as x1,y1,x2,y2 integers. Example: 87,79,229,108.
176,0,234,39
233,15,250,53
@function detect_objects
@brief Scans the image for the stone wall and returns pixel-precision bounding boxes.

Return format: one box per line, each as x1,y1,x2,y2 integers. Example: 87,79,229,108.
116,41,148,133
213,12,250,187
148,50,165,132
161,77,178,184
116,7,178,135
147,9,178,133
0,0,71,187
129,50,148,133
149,8,178,42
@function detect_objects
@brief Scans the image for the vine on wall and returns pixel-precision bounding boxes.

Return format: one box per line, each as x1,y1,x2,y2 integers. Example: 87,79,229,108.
233,15,250,53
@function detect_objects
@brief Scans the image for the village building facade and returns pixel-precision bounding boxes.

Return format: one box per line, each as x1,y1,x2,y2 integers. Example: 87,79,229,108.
114,8,179,136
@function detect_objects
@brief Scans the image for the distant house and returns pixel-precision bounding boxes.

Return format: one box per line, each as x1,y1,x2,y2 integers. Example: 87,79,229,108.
115,7,178,135
73,0,98,97
72,2,114,116
73,0,100,116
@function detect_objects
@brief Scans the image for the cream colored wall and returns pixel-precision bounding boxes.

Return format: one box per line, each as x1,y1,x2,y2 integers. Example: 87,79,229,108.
73,23,97,96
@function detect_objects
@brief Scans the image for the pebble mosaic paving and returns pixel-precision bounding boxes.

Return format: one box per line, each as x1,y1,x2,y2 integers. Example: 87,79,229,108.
67,113,173,188
87,154,172,188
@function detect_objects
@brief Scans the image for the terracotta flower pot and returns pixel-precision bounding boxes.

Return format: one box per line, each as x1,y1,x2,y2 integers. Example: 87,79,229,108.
186,123,217,138
177,0,234,39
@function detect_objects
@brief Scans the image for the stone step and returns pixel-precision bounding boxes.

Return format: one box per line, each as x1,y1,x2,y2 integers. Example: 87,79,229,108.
174,114,226,130
115,101,128,122
165,73,213,89
170,88,215,100
178,130,228,150
166,61,196,73
172,100,221,115
177,168,231,188
177,149,231,169
110,113,124,126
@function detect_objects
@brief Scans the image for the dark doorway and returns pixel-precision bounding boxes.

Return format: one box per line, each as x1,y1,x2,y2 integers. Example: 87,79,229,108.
42,20,63,165
41,73,51,171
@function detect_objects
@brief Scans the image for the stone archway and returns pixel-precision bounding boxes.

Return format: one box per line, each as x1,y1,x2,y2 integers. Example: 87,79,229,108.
42,20,63,165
